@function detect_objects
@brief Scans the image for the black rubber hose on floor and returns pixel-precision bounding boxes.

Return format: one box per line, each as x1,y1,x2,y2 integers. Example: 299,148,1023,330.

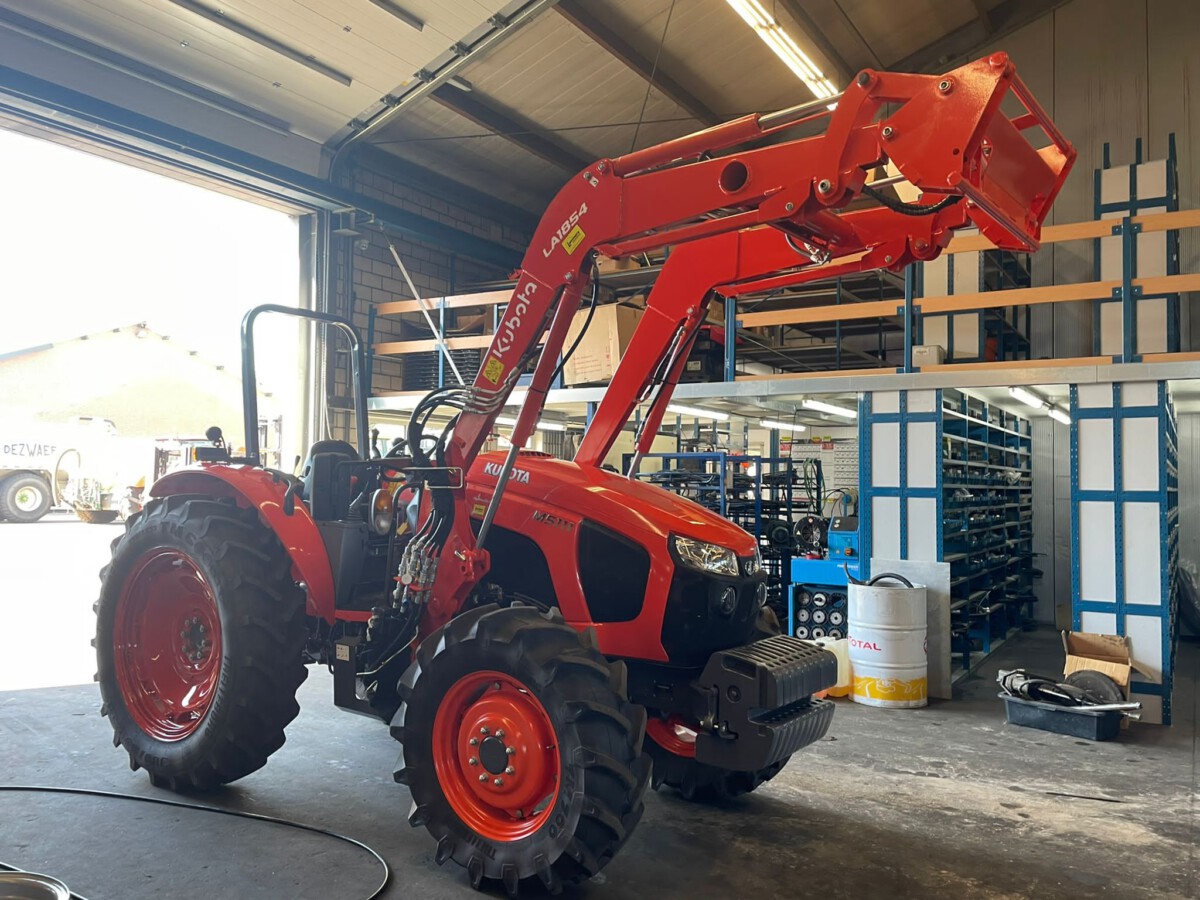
0,784,390,900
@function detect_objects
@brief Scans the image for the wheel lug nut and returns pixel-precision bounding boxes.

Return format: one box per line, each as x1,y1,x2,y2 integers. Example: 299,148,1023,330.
469,738,478,746
480,727,489,735
505,766,515,775
468,757,478,766
180,630,188,638
478,774,487,782
505,747,516,756
493,778,504,786
495,730,504,739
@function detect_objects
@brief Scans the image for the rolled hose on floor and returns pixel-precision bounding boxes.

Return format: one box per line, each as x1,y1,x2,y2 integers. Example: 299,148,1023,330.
0,785,390,900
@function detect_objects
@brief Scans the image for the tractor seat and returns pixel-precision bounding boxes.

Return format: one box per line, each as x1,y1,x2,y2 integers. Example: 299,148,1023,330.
301,440,359,518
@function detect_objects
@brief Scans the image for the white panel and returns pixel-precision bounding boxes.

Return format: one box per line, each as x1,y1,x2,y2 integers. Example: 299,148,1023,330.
952,313,980,359
874,391,900,414
922,315,949,352
1137,297,1169,353
1099,300,1122,356
872,497,900,560
871,558,951,699
1077,384,1114,408
922,256,948,297
1100,166,1130,204
907,390,938,413
1138,160,1168,197
1123,502,1163,604
952,250,980,293
1133,692,1163,725
1122,381,1159,407
1078,419,1114,491
1079,501,1116,602
907,421,937,488
1081,611,1117,634
871,423,900,487
906,497,938,561
1137,227,1168,278
1121,418,1160,491
1126,614,1164,679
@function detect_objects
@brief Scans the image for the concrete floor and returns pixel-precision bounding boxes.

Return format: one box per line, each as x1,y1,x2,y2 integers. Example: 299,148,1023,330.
1,625,1195,900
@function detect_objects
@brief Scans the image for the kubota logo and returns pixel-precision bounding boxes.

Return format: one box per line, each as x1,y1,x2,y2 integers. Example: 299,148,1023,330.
493,280,538,359
483,461,530,485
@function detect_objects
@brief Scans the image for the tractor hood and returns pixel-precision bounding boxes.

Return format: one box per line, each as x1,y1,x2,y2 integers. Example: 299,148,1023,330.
467,451,757,558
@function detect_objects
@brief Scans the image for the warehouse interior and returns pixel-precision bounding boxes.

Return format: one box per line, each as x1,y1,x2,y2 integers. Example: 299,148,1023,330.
0,1,1198,898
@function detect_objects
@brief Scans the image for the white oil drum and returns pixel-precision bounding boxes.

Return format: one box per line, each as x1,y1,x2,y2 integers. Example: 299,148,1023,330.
848,575,927,708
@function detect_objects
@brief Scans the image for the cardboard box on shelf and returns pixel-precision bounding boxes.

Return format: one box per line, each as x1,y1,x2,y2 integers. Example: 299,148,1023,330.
595,255,642,276
912,344,946,367
562,304,644,386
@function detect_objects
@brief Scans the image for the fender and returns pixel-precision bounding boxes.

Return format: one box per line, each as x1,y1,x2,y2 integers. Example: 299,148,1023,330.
150,465,337,623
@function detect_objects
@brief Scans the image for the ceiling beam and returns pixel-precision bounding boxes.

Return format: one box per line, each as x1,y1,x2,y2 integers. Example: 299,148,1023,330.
555,0,718,125
429,85,591,172
970,0,997,34
774,0,856,84
892,0,1069,73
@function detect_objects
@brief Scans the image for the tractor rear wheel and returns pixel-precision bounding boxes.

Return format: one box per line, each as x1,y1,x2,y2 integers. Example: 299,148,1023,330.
94,495,309,791
392,605,650,897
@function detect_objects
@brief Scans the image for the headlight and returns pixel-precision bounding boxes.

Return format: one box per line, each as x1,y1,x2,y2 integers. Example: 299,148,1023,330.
672,534,739,577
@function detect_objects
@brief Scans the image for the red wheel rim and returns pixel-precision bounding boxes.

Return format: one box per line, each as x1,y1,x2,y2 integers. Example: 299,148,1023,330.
646,715,698,758
113,549,222,742
432,670,561,842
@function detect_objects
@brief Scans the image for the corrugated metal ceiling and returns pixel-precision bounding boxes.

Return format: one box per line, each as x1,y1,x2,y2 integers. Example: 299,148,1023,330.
1,0,1045,214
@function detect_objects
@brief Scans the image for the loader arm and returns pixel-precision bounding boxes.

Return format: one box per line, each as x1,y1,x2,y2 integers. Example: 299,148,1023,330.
401,52,1074,636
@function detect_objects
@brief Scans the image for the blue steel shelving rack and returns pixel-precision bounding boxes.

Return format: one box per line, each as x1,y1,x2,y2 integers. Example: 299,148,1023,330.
859,389,1034,683
1092,135,1180,358
1070,382,1179,724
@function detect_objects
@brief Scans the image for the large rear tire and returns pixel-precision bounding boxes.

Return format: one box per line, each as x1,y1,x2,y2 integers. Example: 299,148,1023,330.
0,473,52,522
392,605,650,897
95,495,309,791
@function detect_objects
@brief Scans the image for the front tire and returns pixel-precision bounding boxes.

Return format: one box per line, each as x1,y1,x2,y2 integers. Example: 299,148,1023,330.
95,495,309,790
0,473,51,522
644,718,788,803
646,605,790,803
392,605,650,897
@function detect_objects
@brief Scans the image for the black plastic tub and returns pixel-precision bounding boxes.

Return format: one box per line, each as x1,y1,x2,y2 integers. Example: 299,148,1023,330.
999,693,1123,741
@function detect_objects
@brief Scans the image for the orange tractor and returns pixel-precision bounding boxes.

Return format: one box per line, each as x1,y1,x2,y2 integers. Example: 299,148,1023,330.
95,55,1072,896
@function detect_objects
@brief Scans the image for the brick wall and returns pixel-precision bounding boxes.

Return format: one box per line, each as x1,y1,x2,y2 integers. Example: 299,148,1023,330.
324,159,533,441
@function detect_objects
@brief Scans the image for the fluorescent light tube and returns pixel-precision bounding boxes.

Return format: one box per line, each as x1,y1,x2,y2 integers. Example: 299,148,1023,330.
802,398,857,418
760,420,807,432
667,404,730,421
1047,407,1071,425
726,0,837,99
1008,387,1047,410
496,416,566,432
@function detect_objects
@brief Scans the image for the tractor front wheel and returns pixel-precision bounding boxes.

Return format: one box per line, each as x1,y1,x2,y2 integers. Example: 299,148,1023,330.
94,495,309,790
392,605,650,897
644,716,788,803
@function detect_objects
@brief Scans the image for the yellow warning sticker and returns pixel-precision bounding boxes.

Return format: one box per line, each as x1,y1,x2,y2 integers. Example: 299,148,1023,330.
471,502,487,518
482,357,504,384
563,224,585,255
